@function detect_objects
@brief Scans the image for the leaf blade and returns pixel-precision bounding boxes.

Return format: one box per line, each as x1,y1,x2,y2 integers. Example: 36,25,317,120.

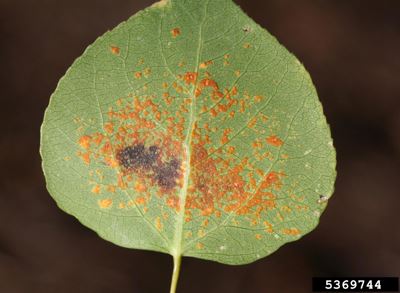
41,0,336,265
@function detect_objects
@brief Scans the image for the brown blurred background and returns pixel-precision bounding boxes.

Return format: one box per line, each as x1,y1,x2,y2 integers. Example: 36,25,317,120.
1,0,399,292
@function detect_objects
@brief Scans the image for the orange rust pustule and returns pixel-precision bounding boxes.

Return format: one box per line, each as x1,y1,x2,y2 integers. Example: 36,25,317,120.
266,135,284,147
171,28,181,38
116,143,181,192
183,72,197,85
110,46,120,55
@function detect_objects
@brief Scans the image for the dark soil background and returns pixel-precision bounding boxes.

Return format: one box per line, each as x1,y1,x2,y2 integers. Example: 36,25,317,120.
1,0,399,292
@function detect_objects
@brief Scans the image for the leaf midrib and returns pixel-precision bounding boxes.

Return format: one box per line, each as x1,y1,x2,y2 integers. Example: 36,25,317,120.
170,0,210,258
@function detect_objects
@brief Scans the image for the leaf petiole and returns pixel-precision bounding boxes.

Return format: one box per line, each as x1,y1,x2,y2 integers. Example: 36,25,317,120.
169,254,182,293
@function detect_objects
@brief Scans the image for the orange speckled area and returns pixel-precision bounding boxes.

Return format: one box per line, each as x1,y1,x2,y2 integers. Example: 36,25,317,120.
185,115,286,222
76,86,187,212
75,61,289,229
266,135,284,147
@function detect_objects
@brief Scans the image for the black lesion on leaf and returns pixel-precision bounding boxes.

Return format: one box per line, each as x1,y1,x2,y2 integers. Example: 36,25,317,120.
242,25,252,33
117,144,159,170
117,144,180,191
154,159,181,190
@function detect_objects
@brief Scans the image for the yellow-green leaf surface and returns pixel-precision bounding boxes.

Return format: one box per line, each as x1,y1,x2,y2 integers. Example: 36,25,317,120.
41,0,336,265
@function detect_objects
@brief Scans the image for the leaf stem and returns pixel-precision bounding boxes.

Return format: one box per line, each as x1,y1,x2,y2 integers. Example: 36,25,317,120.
169,254,182,293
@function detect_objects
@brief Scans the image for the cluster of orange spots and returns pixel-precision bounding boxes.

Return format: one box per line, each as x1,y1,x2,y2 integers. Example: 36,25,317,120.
185,143,247,218
76,92,186,212
171,27,181,37
182,113,287,223
183,72,197,85
199,60,213,69
266,135,284,147
282,228,301,236
98,199,113,209
195,76,240,118
255,234,262,240
134,72,142,79
226,171,284,220
110,46,120,55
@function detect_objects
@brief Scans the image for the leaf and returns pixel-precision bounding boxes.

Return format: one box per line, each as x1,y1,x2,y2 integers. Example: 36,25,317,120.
40,0,336,268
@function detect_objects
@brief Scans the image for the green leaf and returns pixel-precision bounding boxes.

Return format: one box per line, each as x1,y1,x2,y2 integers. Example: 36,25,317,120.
41,0,336,270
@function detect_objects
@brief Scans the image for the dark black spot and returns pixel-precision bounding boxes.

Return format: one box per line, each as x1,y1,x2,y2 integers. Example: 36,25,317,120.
117,144,159,170
154,159,181,190
117,144,181,191
318,194,329,203
242,25,252,33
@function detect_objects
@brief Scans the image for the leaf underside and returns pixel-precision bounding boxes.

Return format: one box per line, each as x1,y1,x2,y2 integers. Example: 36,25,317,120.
41,0,336,265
